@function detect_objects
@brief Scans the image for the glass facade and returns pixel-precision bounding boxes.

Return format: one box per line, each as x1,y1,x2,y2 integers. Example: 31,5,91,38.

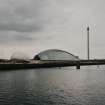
34,49,79,60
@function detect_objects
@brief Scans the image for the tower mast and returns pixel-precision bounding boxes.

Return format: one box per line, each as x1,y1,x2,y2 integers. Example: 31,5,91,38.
87,26,90,60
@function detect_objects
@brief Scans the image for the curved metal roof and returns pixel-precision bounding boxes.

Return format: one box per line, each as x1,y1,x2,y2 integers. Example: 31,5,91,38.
34,49,79,60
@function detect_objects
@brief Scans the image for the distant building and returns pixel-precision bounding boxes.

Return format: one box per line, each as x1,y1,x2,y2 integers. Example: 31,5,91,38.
10,52,30,63
11,52,30,60
34,49,79,60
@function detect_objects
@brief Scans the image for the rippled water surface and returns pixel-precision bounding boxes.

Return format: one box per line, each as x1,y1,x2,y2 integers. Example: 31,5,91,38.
0,66,105,105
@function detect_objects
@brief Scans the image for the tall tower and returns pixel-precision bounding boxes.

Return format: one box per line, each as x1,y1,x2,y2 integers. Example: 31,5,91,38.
87,26,90,60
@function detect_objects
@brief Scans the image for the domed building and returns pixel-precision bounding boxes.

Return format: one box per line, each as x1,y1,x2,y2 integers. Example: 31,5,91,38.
34,49,79,60
10,52,30,63
11,52,30,60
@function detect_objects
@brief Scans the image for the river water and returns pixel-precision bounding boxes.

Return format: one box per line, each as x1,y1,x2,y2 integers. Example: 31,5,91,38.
0,66,105,105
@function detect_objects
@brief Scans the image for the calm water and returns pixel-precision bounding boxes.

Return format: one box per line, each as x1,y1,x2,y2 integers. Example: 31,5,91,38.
0,66,105,105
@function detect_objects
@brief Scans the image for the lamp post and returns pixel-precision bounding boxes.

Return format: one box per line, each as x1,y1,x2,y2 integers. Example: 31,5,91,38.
87,26,90,60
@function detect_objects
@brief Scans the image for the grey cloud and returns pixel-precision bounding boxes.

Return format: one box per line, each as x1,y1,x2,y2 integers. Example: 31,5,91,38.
0,0,48,32
0,0,105,59
14,34,34,41
0,31,34,44
0,21,42,32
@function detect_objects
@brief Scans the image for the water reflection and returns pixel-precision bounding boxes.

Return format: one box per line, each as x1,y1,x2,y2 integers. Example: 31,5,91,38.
0,66,105,105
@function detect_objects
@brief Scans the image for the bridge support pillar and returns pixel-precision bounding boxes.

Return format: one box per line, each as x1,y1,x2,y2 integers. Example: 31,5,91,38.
76,64,80,69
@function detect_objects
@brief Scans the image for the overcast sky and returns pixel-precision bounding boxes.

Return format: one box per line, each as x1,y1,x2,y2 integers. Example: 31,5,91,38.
0,0,105,59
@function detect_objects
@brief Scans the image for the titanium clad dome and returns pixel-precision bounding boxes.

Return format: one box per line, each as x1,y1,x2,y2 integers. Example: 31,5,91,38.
34,49,79,60
11,52,30,60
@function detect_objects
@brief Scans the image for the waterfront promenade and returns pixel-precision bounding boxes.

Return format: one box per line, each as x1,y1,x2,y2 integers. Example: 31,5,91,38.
0,59,105,70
